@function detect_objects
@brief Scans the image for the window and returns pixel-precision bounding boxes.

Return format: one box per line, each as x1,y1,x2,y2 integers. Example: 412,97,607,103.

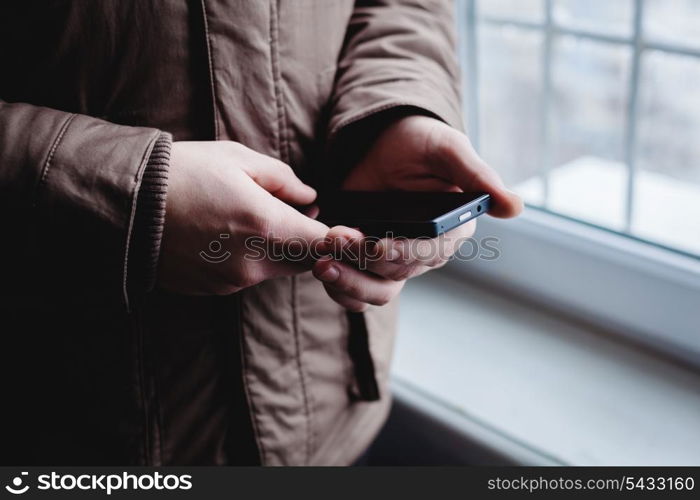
388,2,700,465
453,0,700,365
458,0,700,257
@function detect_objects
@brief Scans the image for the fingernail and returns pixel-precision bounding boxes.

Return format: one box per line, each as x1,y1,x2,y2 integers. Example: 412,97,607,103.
318,265,339,282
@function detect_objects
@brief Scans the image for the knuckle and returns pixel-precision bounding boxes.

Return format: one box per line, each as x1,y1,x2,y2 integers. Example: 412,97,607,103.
370,292,392,306
230,266,262,290
370,264,401,282
388,270,407,282
347,302,369,312
392,265,413,281
332,274,360,297
341,281,363,299
428,255,446,268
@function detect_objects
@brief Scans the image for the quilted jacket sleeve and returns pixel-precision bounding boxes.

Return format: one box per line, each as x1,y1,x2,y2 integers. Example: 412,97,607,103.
329,0,462,137
0,100,171,308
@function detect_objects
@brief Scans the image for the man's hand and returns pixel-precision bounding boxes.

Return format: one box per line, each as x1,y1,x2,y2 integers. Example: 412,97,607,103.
312,115,523,311
342,115,523,215
157,141,329,295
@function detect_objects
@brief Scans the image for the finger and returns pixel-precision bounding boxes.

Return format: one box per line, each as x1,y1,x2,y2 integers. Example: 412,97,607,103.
321,228,409,280
324,286,370,312
323,227,409,277
364,239,442,279
301,204,320,220
252,192,329,275
358,237,419,280
247,157,317,205
361,220,476,279
365,258,427,281
259,186,324,233
322,219,475,279
321,225,366,259
312,257,403,307
429,126,523,218
445,218,478,242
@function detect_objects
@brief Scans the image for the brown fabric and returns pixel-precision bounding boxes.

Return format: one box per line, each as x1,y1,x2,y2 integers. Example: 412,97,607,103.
0,0,461,465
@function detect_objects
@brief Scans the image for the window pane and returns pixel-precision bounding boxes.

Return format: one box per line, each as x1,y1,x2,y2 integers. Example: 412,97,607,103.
553,0,633,37
478,25,543,203
478,0,544,23
644,0,700,50
465,0,700,257
633,51,700,255
546,37,631,230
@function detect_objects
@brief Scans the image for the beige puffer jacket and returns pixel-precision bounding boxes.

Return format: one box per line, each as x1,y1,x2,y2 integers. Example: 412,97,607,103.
0,0,461,465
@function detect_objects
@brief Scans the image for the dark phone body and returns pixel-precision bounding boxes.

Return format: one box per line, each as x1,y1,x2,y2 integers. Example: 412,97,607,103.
316,191,491,238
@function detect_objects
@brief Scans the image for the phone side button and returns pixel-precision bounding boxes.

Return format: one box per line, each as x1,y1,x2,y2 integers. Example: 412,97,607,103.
458,211,473,222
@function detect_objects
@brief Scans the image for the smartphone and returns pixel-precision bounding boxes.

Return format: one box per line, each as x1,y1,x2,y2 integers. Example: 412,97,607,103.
315,191,491,238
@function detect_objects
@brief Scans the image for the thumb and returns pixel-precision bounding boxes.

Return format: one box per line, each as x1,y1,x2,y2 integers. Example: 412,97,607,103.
248,159,317,206
432,128,523,218
269,199,329,261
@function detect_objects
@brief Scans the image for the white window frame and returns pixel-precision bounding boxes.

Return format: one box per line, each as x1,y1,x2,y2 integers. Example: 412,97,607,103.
456,211,700,367
454,0,700,367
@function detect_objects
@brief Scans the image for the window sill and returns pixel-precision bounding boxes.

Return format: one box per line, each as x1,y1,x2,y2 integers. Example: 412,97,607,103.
454,208,700,368
392,271,700,465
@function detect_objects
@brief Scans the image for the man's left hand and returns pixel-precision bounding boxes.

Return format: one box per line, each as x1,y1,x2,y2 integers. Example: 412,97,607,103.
312,115,523,311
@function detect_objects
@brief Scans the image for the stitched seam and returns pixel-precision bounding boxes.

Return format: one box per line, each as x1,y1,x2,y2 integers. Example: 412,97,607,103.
122,131,160,312
151,327,165,465
269,0,310,463
236,293,266,464
291,275,313,464
33,113,76,208
133,314,151,465
141,307,165,466
200,0,220,140
269,0,290,163
269,2,311,460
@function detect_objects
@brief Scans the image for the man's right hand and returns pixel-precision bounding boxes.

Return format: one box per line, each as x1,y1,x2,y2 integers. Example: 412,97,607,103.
157,141,328,295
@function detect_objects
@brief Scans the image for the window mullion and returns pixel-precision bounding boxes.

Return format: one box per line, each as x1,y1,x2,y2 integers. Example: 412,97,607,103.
624,0,645,232
540,0,554,208
464,0,480,152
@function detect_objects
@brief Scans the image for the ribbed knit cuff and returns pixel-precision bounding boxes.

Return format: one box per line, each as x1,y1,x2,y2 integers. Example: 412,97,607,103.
128,132,171,296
